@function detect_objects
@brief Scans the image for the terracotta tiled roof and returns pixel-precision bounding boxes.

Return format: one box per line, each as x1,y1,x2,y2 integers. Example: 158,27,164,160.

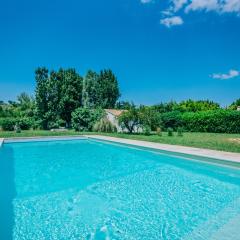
105,109,127,116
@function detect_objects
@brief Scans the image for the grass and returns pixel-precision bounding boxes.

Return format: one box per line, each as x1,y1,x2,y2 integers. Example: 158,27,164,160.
0,130,240,153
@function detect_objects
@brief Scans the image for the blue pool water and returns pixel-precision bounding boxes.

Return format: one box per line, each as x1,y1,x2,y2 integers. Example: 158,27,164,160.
0,139,240,240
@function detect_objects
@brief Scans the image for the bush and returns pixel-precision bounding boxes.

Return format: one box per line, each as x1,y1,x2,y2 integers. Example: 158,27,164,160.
48,119,66,129
14,124,21,133
167,127,174,136
71,108,104,131
93,118,117,133
161,111,183,130
156,127,162,136
0,118,17,131
143,125,151,136
182,110,240,133
18,117,33,130
177,127,183,137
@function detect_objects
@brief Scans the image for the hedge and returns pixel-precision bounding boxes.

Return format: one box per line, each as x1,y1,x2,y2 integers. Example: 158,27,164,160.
182,110,240,133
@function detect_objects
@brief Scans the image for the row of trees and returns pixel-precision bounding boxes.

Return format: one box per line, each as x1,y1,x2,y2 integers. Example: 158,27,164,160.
35,67,120,129
0,67,240,133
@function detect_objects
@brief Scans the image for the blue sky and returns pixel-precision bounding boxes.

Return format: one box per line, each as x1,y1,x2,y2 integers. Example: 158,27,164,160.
0,0,239,106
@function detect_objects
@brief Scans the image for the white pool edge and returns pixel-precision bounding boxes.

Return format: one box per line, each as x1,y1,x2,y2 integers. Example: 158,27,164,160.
85,135,240,164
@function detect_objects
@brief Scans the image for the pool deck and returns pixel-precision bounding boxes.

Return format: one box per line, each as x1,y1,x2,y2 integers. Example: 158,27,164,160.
85,135,240,164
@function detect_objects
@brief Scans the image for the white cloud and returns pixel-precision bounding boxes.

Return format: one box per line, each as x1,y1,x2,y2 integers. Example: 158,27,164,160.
185,0,219,13
160,16,184,27
141,0,240,27
172,0,189,12
221,0,240,13
211,69,240,80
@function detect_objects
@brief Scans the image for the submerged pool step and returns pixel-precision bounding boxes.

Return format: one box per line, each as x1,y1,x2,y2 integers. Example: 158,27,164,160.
183,197,240,240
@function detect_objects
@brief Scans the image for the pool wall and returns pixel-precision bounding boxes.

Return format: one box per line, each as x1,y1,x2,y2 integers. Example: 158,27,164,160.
0,138,3,147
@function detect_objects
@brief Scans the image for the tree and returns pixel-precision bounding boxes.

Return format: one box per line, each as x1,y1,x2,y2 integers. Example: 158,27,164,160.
96,69,120,108
17,92,35,117
115,101,133,110
82,70,99,108
229,99,240,110
118,105,140,133
178,99,220,112
139,106,162,130
71,107,104,131
58,68,83,127
35,67,49,129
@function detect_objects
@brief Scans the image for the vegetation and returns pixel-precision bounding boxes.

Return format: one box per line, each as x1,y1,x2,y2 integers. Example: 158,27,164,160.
93,118,117,133
0,67,240,154
71,108,104,131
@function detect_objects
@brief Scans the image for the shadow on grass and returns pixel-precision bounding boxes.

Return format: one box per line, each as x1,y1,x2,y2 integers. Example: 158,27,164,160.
0,145,16,240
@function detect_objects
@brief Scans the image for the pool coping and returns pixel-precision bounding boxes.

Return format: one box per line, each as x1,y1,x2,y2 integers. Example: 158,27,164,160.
85,135,240,164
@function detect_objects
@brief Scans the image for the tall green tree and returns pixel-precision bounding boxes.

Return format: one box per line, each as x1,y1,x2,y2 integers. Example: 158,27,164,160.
58,68,83,126
35,67,49,129
82,70,99,108
96,69,120,108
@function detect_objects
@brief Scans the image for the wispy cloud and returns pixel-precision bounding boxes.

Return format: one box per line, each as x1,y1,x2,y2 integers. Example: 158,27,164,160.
141,0,240,27
211,69,240,80
160,16,184,27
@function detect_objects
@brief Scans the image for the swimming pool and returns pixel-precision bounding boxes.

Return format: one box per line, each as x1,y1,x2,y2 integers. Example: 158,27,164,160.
1,138,240,239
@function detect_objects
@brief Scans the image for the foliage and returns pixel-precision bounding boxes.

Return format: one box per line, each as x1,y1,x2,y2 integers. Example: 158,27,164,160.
115,101,133,110
93,118,117,133
143,125,151,136
229,98,240,110
18,117,33,130
167,127,174,136
177,127,183,137
139,106,162,131
182,110,240,133
0,118,17,131
118,106,141,133
82,70,99,108
156,127,162,136
58,69,83,126
71,108,104,131
178,99,220,112
35,67,50,129
161,111,183,130
96,69,120,108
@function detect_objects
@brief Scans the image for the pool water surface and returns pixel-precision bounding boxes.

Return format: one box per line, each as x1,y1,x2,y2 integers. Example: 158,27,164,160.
0,139,240,239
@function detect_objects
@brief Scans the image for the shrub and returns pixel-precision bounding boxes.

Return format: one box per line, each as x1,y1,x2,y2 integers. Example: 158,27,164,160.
0,118,17,131
48,119,66,129
118,106,140,133
167,127,174,136
143,125,151,136
161,111,183,130
71,108,104,131
93,118,117,133
18,117,33,130
156,127,162,136
14,124,21,133
177,127,183,137
182,110,240,133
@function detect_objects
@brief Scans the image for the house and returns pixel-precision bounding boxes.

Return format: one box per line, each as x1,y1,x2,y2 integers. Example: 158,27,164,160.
105,109,126,132
237,106,240,111
104,109,142,133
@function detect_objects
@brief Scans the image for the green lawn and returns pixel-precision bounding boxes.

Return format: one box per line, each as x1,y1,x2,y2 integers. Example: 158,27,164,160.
0,130,240,153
